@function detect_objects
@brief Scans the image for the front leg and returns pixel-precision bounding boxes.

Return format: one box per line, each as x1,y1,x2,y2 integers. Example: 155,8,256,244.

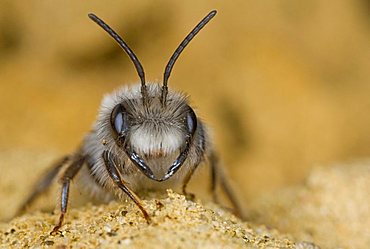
181,122,206,200
181,163,201,201
102,150,150,223
16,155,70,217
51,154,85,234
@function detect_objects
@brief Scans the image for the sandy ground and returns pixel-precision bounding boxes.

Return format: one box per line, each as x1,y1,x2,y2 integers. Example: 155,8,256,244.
248,162,370,249
0,190,308,249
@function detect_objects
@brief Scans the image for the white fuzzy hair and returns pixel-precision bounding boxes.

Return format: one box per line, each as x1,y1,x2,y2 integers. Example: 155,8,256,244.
96,83,188,155
77,82,209,200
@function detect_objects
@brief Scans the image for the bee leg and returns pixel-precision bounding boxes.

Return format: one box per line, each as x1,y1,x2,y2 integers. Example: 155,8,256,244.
102,150,151,223
209,151,244,219
181,164,201,201
51,154,85,235
16,155,70,217
181,122,206,201
209,152,219,203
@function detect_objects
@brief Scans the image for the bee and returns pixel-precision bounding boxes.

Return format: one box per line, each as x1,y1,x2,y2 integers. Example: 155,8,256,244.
17,10,241,234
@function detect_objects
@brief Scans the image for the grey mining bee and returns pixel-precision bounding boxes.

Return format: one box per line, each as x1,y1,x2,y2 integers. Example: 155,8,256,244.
17,10,241,233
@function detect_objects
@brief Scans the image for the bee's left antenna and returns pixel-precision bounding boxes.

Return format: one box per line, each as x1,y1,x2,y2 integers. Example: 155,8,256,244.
88,13,148,103
161,10,217,105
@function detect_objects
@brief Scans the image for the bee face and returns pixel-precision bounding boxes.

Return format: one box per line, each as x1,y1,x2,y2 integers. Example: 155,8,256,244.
105,84,197,178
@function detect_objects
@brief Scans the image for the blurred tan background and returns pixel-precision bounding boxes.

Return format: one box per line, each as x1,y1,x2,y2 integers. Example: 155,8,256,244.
0,0,369,213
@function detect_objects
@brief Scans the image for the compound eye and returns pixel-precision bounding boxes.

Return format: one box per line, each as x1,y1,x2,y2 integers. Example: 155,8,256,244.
110,104,130,136
186,107,197,135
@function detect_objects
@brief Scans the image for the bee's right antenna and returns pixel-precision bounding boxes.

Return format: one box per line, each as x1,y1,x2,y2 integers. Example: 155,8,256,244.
161,10,217,105
88,13,149,104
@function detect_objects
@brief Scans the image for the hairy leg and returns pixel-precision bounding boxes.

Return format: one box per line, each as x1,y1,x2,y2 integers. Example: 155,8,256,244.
51,154,85,234
16,155,70,216
181,162,202,200
102,150,150,223
181,122,206,200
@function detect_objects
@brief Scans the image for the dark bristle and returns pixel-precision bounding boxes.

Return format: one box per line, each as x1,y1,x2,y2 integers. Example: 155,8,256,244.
161,10,217,105
88,13,148,103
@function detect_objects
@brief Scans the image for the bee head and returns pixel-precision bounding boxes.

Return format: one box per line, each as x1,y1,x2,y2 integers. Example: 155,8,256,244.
89,10,216,181
109,85,197,157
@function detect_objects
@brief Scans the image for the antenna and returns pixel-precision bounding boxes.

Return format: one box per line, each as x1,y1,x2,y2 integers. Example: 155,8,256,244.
161,10,217,105
88,13,148,102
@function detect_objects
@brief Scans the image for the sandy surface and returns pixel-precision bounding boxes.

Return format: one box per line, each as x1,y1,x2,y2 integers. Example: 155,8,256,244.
248,162,370,249
0,190,310,249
